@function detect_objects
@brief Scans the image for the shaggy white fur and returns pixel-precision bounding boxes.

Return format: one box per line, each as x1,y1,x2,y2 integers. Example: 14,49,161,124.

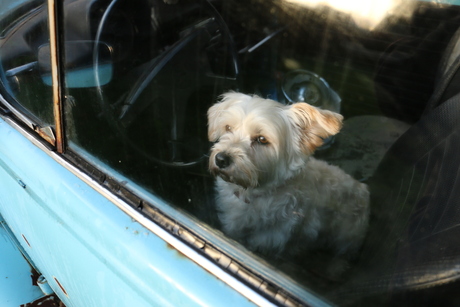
208,92,369,258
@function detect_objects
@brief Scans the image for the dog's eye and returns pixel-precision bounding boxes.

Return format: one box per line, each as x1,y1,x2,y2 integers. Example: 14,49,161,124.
257,136,269,145
225,125,232,132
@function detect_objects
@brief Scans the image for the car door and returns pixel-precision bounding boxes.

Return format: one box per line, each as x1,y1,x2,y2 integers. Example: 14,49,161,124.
3,1,460,307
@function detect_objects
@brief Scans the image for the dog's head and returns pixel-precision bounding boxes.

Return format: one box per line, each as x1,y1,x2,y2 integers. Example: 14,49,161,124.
207,92,343,188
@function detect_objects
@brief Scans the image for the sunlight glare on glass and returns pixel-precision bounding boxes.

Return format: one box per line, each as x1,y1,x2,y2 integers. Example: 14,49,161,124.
284,0,405,29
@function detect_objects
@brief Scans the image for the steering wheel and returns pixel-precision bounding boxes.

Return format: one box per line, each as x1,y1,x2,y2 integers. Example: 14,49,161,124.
93,0,238,167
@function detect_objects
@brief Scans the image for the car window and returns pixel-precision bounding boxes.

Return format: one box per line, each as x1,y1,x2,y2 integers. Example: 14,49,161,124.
0,0,53,127
62,0,236,222
6,0,460,305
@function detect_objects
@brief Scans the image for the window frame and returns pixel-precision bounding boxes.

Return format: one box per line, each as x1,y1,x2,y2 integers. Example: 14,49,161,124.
46,0,65,152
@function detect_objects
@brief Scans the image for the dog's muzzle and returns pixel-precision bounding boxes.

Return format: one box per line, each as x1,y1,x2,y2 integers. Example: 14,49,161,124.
210,150,256,188
215,152,232,169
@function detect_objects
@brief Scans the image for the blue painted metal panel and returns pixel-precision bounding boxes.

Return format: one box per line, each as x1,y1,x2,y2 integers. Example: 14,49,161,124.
0,118,257,307
0,215,44,306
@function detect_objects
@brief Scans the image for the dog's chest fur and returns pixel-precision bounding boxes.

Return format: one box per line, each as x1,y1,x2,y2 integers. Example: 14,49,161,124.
215,158,369,257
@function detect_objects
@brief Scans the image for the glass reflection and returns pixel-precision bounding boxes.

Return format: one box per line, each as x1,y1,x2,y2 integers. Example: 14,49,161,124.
283,0,416,29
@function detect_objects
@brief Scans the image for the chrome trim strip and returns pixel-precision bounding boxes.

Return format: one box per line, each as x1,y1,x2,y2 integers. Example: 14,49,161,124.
0,114,279,307
0,94,35,130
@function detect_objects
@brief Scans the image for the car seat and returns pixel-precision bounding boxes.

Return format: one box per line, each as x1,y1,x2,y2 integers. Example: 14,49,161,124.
331,25,460,307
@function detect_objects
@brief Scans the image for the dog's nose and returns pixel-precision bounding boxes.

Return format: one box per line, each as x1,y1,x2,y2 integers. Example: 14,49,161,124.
215,152,232,169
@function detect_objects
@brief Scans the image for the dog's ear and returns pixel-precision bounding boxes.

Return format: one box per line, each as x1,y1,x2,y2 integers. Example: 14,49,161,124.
208,91,247,141
207,101,227,142
288,103,343,154
208,92,237,142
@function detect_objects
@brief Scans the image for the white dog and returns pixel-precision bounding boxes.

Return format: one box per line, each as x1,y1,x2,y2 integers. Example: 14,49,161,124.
208,92,369,259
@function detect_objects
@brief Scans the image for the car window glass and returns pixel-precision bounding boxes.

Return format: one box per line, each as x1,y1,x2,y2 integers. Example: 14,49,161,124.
61,0,460,305
63,0,236,224
1,0,29,20
0,0,53,126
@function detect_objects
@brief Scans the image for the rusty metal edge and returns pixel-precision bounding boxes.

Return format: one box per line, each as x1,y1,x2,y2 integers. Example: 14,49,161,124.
46,0,65,153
